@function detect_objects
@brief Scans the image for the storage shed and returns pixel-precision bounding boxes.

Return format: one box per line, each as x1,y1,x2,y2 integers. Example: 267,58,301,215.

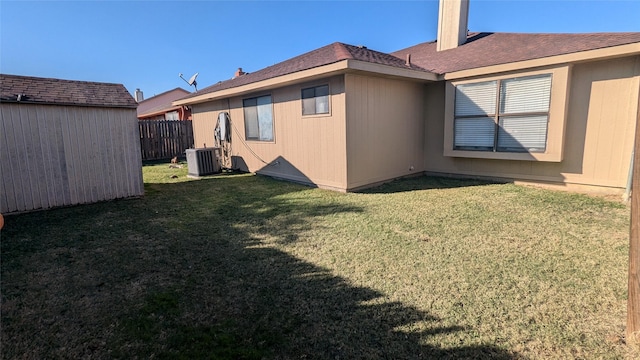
0,74,144,214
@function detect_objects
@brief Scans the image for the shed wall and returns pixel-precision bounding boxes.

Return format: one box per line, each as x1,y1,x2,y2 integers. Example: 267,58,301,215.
424,56,640,192
191,75,347,190
1,104,143,213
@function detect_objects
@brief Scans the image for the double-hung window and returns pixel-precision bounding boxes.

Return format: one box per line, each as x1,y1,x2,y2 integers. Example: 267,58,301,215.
454,74,552,153
302,85,329,115
243,95,273,141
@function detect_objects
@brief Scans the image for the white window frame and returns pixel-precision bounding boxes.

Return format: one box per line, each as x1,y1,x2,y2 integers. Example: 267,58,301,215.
444,66,570,162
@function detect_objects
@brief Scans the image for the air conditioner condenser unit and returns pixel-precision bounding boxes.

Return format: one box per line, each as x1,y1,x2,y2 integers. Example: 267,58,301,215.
186,148,220,177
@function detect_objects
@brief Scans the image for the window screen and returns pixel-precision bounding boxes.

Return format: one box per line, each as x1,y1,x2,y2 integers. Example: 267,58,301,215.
243,95,273,141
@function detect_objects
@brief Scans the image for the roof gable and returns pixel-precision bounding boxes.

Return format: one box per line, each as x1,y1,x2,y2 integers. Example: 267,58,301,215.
0,74,137,108
137,87,190,116
392,32,640,74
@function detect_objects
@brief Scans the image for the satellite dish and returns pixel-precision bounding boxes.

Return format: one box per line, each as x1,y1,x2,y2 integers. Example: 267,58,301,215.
179,72,199,91
188,73,198,86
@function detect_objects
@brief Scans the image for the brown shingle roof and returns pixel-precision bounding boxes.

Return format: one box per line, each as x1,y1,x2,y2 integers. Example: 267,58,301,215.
0,74,137,108
177,32,640,102
178,42,428,101
392,32,640,74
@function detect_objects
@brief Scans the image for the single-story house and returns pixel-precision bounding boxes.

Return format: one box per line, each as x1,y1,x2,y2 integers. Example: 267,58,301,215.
136,87,192,121
0,74,144,214
173,0,640,194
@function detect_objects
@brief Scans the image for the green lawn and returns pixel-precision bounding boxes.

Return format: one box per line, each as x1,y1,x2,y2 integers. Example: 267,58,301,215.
1,163,636,359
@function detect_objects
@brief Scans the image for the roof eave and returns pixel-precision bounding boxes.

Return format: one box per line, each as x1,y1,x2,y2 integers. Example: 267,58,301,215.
138,105,183,118
173,60,437,106
444,41,640,80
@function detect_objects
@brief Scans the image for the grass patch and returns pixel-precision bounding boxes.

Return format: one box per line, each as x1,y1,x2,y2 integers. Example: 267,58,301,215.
1,164,636,359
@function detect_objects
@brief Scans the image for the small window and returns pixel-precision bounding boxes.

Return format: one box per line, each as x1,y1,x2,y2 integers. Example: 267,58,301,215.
243,95,273,141
453,74,551,153
302,85,329,115
165,111,179,121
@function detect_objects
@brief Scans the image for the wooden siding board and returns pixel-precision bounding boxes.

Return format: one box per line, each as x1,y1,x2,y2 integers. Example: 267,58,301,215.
124,110,142,197
37,105,54,208
22,105,39,210
0,106,19,212
62,105,78,205
1,103,141,213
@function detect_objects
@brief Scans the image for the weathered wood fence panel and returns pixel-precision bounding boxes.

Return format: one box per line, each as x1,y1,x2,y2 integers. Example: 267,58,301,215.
138,120,194,161
0,103,144,214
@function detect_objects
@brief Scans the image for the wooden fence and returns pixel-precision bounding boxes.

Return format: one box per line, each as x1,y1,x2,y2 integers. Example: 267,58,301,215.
139,120,194,161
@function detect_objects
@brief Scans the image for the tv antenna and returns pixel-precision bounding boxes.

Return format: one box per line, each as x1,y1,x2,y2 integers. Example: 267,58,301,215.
179,72,199,91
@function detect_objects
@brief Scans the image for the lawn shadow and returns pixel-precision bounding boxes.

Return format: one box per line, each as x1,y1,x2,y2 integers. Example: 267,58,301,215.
359,175,501,194
2,174,522,359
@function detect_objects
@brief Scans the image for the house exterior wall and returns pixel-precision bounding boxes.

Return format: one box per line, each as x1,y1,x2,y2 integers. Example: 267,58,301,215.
424,55,640,193
191,75,348,190
1,104,144,214
345,73,426,190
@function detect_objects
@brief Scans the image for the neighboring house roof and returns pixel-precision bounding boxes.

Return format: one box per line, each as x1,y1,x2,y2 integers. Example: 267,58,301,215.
137,87,190,117
177,42,429,102
0,74,137,108
391,32,640,74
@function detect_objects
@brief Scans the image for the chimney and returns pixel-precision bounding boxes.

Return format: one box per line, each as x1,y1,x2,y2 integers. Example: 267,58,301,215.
233,67,246,78
436,0,469,52
134,88,144,102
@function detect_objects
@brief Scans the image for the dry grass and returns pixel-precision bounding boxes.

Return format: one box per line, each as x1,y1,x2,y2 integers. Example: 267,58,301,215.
1,163,636,359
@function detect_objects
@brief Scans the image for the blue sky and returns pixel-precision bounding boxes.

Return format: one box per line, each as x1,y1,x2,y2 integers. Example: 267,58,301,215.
1,0,639,98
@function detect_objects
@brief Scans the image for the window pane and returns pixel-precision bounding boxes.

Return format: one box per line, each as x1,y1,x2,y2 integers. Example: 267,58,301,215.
302,98,316,115
243,98,257,107
165,111,179,120
497,115,548,152
455,81,497,116
500,75,551,114
315,85,329,97
454,117,495,150
301,88,315,99
315,95,329,114
257,95,273,141
244,105,259,139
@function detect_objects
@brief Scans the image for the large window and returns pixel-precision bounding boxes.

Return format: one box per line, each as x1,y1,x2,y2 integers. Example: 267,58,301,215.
302,85,329,115
243,95,273,141
454,74,552,153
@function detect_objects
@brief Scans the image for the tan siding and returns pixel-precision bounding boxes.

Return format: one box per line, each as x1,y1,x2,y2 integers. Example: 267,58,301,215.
0,104,143,214
345,74,425,190
192,100,228,149
425,56,640,192
190,76,347,190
